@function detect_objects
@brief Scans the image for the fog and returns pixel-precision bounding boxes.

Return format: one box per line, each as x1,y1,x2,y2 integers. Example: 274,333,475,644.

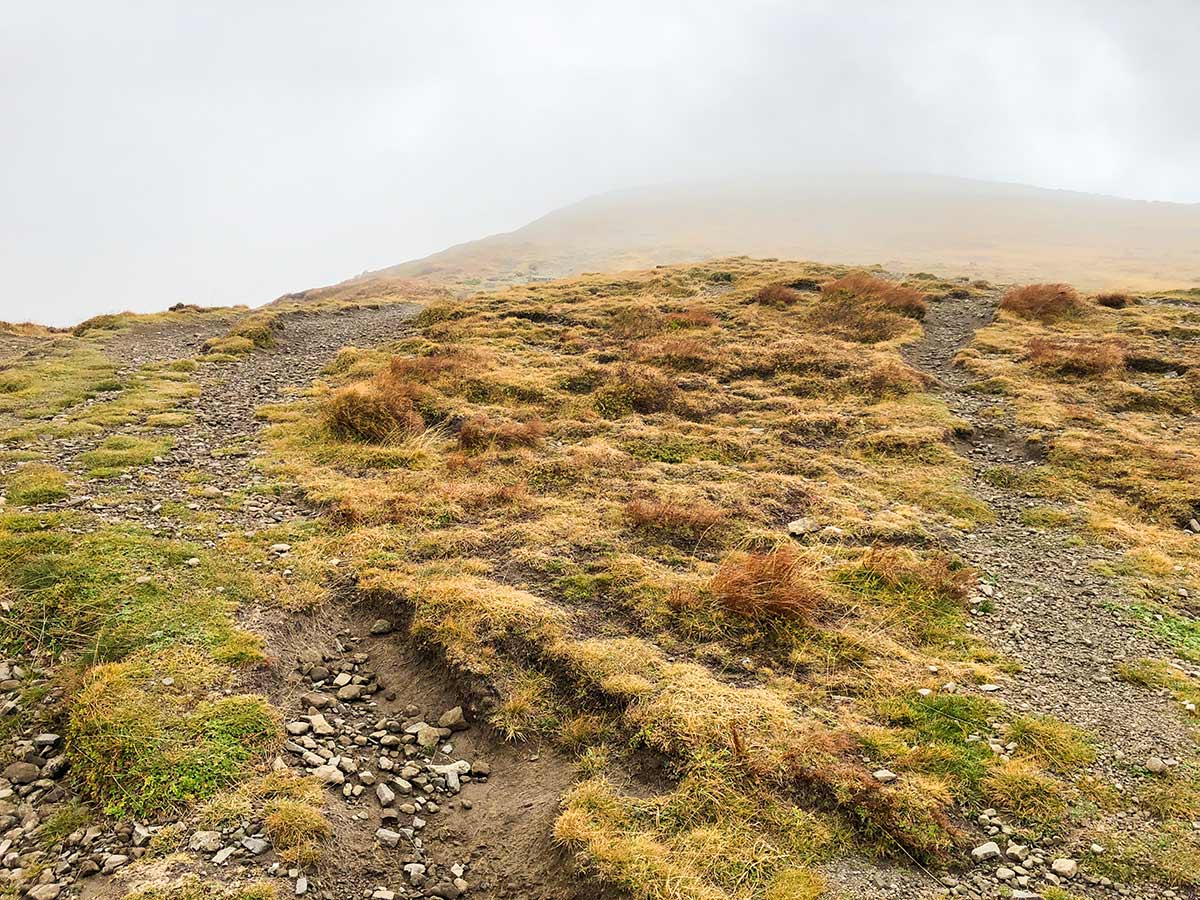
3,1,1198,326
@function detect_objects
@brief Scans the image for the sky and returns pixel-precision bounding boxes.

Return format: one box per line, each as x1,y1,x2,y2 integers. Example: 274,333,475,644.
2,1,1198,326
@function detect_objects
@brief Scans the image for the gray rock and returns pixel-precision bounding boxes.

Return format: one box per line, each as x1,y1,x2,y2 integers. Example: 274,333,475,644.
375,827,402,848
871,768,897,783
27,886,63,900
3,761,39,784
369,619,394,635
376,783,396,807
190,830,223,852
242,836,270,855
971,841,1001,862
1145,756,1168,774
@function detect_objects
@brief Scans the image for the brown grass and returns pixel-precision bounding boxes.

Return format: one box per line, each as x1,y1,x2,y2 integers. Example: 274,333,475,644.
852,361,931,399
636,337,718,371
753,283,807,307
665,308,717,328
709,546,826,620
594,364,679,417
1000,283,1082,321
1027,337,1126,377
324,379,425,442
625,497,726,537
458,415,545,450
821,273,928,319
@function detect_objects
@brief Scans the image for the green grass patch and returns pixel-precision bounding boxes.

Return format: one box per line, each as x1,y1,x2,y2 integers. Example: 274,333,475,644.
1127,604,1200,662
4,464,69,505
1116,658,1200,715
874,692,1001,793
79,434,172,476
67,645,279,817
123,875,279,900
0,515,264,663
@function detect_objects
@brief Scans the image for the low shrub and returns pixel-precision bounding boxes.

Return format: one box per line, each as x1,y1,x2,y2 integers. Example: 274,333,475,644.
708,546,825,620
1000,284,1082,321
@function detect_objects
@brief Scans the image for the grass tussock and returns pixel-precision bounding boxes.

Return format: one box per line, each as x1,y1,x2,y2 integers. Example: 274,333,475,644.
4,463,70,505
1027,337,1126,377
708,547,826,621
625,497,726,539
802,273,928,343
1095,292,1134,309
999,283,1082,321
458,415,545,450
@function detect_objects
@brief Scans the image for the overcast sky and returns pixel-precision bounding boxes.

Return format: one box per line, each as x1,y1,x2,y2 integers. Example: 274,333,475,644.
3,1,1198,326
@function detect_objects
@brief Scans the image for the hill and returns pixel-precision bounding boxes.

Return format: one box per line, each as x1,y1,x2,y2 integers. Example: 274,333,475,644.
376,175,1200,293
3,261,1199,898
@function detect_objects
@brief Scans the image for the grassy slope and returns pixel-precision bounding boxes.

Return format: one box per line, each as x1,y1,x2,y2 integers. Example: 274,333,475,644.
262,259,1116,897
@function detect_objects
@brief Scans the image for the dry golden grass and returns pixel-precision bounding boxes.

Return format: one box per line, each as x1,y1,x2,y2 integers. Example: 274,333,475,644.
1027,337,1126,377
999,283,1082,321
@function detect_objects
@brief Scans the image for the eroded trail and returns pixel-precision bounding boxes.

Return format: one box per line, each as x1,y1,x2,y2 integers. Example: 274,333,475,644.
903,294,1197,898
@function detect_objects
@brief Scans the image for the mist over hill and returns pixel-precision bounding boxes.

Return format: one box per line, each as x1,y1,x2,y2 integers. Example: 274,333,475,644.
377,175,1200,292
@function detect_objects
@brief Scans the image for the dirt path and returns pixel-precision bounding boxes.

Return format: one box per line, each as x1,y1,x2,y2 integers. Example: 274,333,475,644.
900,293,1197,899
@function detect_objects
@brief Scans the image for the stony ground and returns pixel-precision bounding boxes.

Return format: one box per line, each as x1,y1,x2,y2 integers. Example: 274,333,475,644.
4,286,1199,900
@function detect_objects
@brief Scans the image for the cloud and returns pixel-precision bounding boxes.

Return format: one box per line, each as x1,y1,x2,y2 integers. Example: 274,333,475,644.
1,0,1196,325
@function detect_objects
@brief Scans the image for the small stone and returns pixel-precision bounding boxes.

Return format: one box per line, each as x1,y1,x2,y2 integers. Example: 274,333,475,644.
786,517,818,536
242,837,270,855
375,827,402,848
337,683,365,701
190,830,224,852
295,875,308,896
28,886,63,900
313,764,345,785
2,761,39,784
972,841,1002,862
996,867,1015,880
376,783,396,806
271,543,292,554
212,846,236,865
1051,858,1078,878
438,706,468,730
1146,756,1168,774
372,890,396,900
370,619,394,635
872,769,897,783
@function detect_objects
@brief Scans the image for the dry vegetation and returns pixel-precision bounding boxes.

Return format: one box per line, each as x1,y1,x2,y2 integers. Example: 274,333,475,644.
259,259,1105,897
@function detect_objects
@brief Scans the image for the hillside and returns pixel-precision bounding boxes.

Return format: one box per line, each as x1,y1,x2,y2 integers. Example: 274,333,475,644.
1,261,1199,900
377,176,1200,294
